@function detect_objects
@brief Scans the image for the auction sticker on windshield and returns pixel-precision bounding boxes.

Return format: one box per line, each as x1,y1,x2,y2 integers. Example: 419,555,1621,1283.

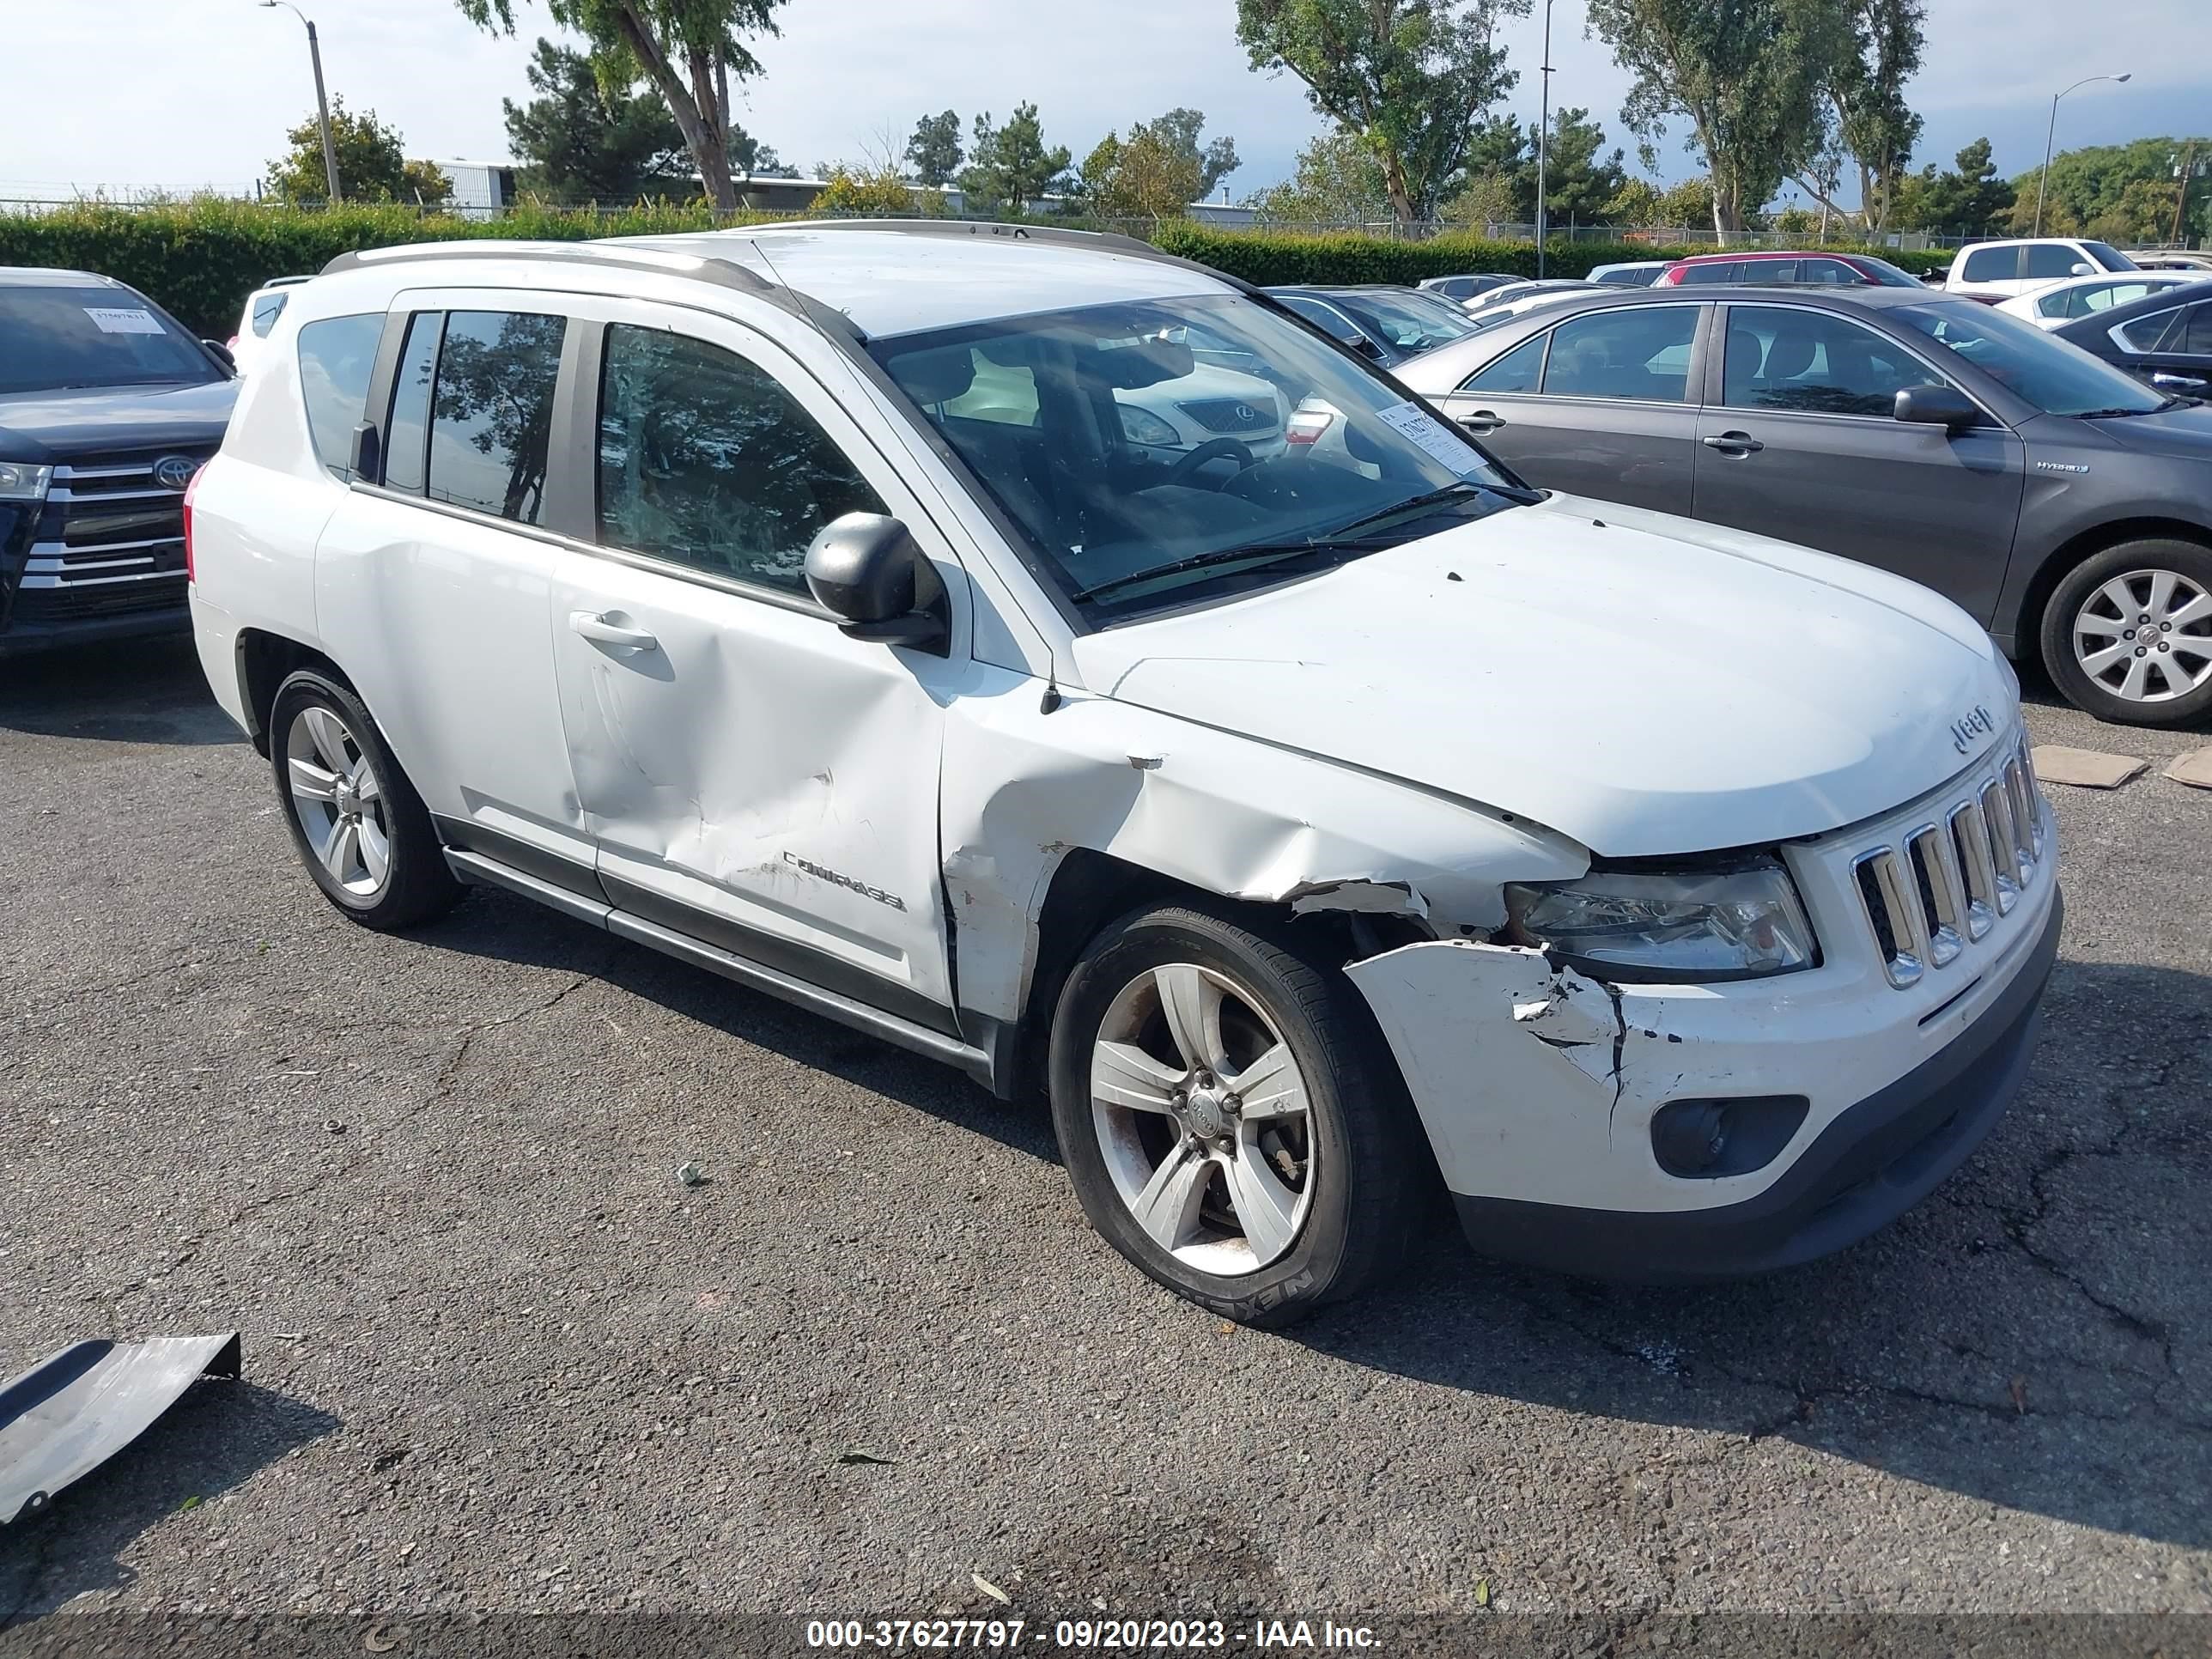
1373,400,1483,474
83,307,166,335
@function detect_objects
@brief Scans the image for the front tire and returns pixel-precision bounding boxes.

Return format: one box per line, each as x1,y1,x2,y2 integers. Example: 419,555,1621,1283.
269,670,463,930
2041,539,2212,726
1047,903,1430,1327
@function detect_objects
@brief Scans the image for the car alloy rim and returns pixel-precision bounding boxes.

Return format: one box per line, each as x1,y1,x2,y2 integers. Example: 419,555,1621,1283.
1090,963,1315,1276
284,706,392,897
2071,568,2212,702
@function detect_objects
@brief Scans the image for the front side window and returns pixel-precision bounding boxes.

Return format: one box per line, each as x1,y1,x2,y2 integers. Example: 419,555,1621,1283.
296,313,383,481
1538,307,1698,402
425,311,565,525
871,293,1528,617
1462,332,1547,392
1674,263,1742,286
597,325,885,595
0,283,221,394
1895,301,2163,416
1722,305,1945,416
1279,295,1363,344
2026,244,2087,280
1960,246,2018,283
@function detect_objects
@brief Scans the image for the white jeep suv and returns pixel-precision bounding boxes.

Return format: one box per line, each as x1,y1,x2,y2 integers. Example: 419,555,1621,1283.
187,223,2061,1324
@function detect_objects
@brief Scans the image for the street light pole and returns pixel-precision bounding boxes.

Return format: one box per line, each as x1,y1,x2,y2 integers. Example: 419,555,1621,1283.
2035,71,2130,236
261,0,341,205
1535,0,1553,277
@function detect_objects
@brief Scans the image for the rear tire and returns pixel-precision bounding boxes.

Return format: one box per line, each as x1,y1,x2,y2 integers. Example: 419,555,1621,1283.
269,670,464,931
1047,903,1431,1327
2040,539,2212,727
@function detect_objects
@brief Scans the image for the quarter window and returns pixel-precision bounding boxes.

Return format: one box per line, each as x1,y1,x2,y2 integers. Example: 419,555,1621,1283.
1462,332,1546,393
251,290,292,337
425,310,565,525
1722,305,1945,416
2180,301,2212,356
596,325,886,595
1538,307,1698,402
295,313,384,481
2115,306,2187,353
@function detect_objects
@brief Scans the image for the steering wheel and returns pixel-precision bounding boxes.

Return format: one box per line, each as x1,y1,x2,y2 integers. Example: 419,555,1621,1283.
1164,437,1256,488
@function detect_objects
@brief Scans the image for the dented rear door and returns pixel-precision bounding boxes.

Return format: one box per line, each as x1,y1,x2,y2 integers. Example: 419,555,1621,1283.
544,299,970,1025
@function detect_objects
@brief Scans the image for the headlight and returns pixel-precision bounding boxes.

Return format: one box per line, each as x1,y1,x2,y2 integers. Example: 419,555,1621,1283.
0,462,53,502
1504,860,1816,982
1116,404,1181,447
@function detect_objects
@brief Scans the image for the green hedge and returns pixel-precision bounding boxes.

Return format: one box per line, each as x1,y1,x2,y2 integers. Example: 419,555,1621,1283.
0,199,1954,337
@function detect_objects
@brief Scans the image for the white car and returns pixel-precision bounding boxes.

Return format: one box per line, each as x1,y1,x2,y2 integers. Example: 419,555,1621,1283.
186,224,2060,1324
226,275,313,374
1587,260,1671,288
1994,270,2209,328
1945,237,2139,300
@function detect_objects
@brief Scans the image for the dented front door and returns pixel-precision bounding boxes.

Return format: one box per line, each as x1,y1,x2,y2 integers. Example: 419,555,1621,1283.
545,301,968,1024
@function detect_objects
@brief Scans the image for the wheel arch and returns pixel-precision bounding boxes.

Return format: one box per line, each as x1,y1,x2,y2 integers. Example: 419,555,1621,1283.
235,629,355,757
2014,517,2212,671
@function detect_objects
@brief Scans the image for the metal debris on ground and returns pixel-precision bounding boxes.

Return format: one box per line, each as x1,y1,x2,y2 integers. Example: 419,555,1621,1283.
676,1161,708,1188
0,1332,242,1525
972,1573,1011,1604
2163,749,2212,790
836,1449,896,1465
2027,745,2146,789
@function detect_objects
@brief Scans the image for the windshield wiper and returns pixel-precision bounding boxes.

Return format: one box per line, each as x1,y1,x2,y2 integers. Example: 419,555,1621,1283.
1070,540,1376,603
2074,404,2166,418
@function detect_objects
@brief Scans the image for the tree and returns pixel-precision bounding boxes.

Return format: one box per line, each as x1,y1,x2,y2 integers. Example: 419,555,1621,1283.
1823,0,1924,233
1586,0,1841,238
1600,175,1664,223
1897,137,2014,236
1244,130,1391,224
905,110,963,188
1437,169,1520,228
1654,175,1717,228
457,0,787,212
503,39,691,203
958,104,1072,214
2004,136,2212,242
1144,108,1243,199
1534,107,1630,224
266,97,451,204
1235,0,1529,224
812,163,924,216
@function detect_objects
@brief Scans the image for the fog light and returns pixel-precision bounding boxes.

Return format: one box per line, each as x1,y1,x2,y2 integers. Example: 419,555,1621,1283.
1651,1096,1809,1179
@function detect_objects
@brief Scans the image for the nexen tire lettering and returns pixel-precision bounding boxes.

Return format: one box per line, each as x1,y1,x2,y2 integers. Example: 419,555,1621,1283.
781,851,907,910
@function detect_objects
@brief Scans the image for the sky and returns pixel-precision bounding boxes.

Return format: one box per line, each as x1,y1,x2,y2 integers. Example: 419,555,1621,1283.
3,0,2209,210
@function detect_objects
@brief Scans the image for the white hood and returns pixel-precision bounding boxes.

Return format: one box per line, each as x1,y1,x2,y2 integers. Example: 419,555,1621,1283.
1070,493,2017,859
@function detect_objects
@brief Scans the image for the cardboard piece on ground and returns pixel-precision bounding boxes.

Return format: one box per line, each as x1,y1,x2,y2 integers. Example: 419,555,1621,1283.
2163,749,2212,790
2030,745,2146,789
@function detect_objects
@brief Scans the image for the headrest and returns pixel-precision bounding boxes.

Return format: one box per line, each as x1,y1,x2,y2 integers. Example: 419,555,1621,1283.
887,344,977,406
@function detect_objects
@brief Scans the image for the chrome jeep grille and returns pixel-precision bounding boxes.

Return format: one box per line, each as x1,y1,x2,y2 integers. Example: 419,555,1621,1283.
1852,739,2046,990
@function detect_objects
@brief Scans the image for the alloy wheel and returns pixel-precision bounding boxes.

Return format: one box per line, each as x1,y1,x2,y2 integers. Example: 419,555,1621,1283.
1089,963,1316,1276
284,705,392,897
2070,568,2212,703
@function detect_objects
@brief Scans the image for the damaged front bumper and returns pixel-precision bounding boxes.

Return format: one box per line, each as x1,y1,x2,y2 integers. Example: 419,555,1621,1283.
1345,873,2063,1284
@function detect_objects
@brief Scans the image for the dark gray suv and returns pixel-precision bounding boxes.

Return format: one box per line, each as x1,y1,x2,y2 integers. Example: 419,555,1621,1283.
1399,287,2212,726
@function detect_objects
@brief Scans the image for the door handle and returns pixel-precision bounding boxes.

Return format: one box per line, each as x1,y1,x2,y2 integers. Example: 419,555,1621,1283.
569,611,659,652
1700,431,1765,456
1455,410,1505,434
2151,371,2208,392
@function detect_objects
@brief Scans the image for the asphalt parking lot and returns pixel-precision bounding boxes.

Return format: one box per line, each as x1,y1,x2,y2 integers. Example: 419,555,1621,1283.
3,637,2210,1636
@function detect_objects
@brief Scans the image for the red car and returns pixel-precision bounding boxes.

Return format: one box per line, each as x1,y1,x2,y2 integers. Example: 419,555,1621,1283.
1653,251,1933,289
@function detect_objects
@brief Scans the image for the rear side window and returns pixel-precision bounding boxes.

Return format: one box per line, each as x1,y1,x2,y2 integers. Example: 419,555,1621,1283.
1462,332,1546,392
2115,306,2187,353
426,311,566,525
1960,246,2018,283
1540,307,1698,402
1798,259,1856,286
296,313,383,481
251,290,292,337
596,325,886,596
1674,263,1741,286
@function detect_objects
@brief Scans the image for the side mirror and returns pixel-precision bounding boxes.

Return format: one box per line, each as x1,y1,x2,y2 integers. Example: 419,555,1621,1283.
203,338,237,372
2070,262,2094,276
2150,370,2209,394
804,513,951,655
1893,384,1981,431
1350,335,1385,360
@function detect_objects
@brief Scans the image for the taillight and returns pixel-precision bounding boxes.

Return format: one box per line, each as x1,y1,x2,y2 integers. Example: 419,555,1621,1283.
183,465,204,583
1285,407,1336,447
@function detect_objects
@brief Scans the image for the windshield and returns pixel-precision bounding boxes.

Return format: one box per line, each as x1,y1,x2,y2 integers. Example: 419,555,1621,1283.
2084,241,2139,272
1328,289,1480,353
1891,301,2165,416
869,293,1527,617
0,285,221,394
1856,257,1929,288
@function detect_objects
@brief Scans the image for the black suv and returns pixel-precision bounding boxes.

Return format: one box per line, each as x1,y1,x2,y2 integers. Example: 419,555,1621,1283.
1,268,238,652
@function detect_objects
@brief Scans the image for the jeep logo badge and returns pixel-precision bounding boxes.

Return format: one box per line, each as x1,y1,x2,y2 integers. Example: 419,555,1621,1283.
153,455,200,491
